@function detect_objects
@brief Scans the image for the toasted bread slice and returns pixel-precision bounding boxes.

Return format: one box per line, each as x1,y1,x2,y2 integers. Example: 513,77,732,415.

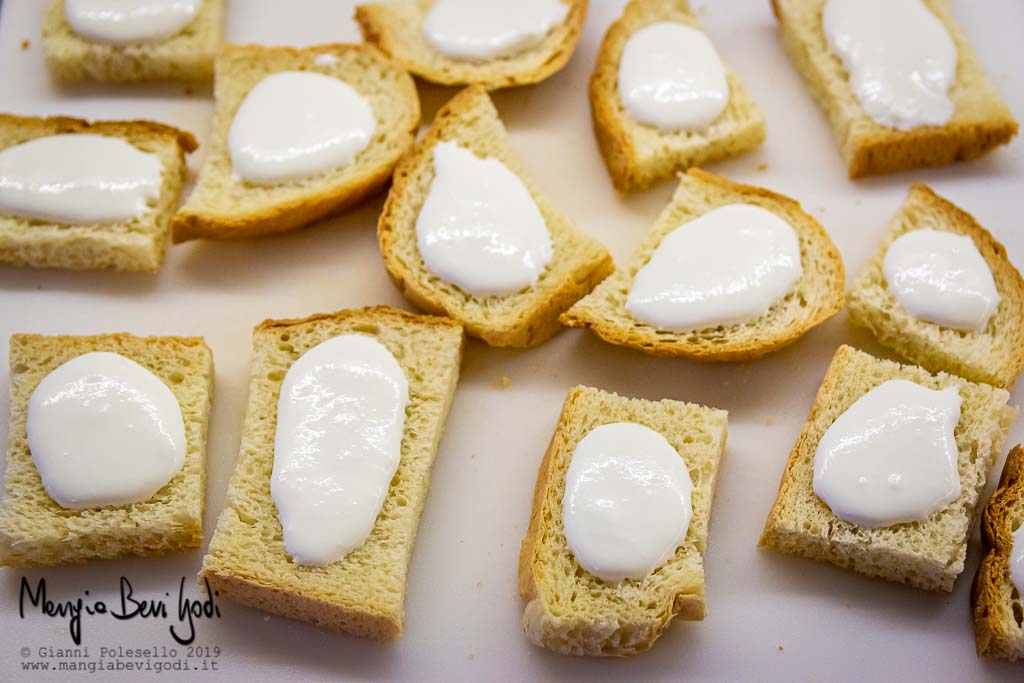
561,169,844,361
377,86,613,348
771,0,1018,178
518,385,728,656
0,113,197,272
590,0,765,192
354,0,587,89
849,184,1024,388
42,0,225,83
760,345,1017,592
200,306,464,641
972,445,1024,660
0,333,214,566
171,44,419,242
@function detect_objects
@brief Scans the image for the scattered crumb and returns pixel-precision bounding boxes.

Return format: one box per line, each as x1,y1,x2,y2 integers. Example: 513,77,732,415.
21,39,30,50
470,453,476,460
263,616,271,622
184,85,195,96
491,375,511,389
475,581,482,588
855,198,863,206
765,417,775,427
818,207,826,214
756,163,768,172
778,645,784,652
468,653,475,661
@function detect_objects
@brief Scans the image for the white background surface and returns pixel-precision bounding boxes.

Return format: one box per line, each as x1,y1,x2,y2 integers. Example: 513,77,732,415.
0,0,1022,680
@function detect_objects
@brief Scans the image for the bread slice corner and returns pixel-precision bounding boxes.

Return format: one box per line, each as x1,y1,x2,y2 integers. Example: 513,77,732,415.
518,384,728,656
378,85,613,348
760,344,1017,592
0,332,214,566
171,43,420,243
972,444,1024,660
772,0,1018,178
848,183,1024,388
42,0,225,83
561,168,844,361
590,0,765,192
354,0,588,89
199,306,464,640
0,113,197,273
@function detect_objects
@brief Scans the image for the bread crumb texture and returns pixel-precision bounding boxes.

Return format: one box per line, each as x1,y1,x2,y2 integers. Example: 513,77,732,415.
519,385,727,656
760,345,1017,592
0,333,213,566
200,306,464,641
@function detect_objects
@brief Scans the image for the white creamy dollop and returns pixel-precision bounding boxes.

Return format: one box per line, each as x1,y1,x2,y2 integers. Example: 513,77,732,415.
883,229,1000,331
0,134,162,225
626,204,803,332
823,0,957,130
65,0,204,45
415,141,553,297
423,0,569,61
814,380,962,528
27,352,186,510
562,422,693,583
618,22,730,132
271,335,409,567
228,71,376,185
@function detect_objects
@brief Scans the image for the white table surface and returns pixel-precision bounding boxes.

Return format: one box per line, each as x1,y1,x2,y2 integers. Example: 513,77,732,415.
0,1,1022,681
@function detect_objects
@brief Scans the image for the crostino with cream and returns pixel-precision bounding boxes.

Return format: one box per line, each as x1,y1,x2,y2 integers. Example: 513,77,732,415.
562,422,693,582
415,141,553,297
626,204,802,331
0,134,163,225
228,71,376,185
617,22,729,132
65,0,204,45
271,334,409,567
423,0,569,62
27,352,187,510
814,380,962,528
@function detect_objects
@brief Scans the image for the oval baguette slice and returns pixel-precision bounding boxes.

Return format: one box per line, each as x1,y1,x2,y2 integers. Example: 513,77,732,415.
561,168,845,361
590,0,765,192
377,86,613,348
354,0,587,89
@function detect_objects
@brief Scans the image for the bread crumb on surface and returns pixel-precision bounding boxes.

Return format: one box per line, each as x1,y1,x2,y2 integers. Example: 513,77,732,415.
765,417,776,426
756,163,768,172
491,375,511,389
778,645,784,652
21,39,30,50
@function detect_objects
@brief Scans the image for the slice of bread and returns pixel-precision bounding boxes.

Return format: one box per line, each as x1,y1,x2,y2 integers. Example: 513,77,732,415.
42,0,225,83
354,0,587,89
0,113,197,273
0,333,214,566
171,44,419,243
518,385,728,657
760,345,1017,592
200,306,464,641
771,0,1018,178
972,445,1024,660
377,86,613,348
561,168,844,361
590,0,766,192
848,184,1024,388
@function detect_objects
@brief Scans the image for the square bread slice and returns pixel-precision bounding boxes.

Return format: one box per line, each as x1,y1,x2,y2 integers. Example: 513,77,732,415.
199,306,464,641
0,333,214,566
848,184,1024,388
42,0,225,82
561,168,845,361
355,0,587,89
518,385,728,657
972,445,1024,660
760,345,1017,592
0,113,197,273
771,0,1018,178
590,0,766,192
171,44,420,243
377,85,613,348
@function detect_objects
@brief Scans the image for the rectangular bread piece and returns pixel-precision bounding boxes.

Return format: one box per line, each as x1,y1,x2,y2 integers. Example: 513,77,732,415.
772,0,1018,178
0,333,214,566
42,0,225,82
200,306,464,641
848,184,1024,388
590,0,765,192
0,113,197,272
518,385,728,656
760,345,1017,591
